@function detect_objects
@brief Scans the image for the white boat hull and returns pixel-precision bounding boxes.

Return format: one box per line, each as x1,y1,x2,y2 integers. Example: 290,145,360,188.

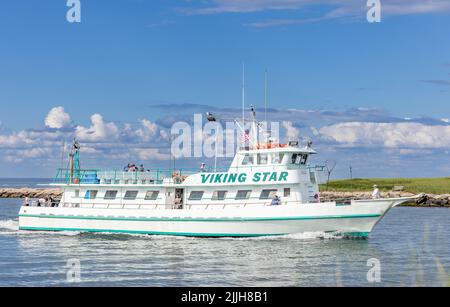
18,197,414,238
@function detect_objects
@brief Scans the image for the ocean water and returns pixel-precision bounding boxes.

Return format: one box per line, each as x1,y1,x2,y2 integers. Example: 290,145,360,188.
1,199,450,287
0,178,52,189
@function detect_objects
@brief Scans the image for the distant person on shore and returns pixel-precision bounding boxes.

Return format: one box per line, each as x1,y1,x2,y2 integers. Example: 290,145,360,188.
372,185,381,199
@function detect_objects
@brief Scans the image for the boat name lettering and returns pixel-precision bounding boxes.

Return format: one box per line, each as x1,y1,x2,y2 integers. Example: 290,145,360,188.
200,172,288,184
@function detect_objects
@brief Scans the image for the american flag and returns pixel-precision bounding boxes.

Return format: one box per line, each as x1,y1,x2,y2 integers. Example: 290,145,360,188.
242,129,250,143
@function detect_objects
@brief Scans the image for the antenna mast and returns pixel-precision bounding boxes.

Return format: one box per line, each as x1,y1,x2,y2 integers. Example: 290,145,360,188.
264,69,269,143
242,62,245,127
264,69,268,125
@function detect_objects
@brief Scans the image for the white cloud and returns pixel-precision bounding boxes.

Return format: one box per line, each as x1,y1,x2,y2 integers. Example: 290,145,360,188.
0,131,36,148
45,106,71,129
75,114,119,142
181,0,450,27
282,121,300,141
183,0,450,15
135,119,158,141
319,122,450,149
133,148,171,161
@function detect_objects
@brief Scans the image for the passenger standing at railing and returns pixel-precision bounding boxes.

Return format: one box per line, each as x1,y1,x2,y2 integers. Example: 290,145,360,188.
24,197,30,207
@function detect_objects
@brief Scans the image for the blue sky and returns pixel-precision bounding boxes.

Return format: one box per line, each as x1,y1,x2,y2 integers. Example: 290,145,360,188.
0,0,450,178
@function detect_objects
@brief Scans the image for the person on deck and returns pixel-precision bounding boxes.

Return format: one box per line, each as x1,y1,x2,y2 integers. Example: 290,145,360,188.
313,192,320,203
271,195,281,206
372,185,381,199
200,163,206,172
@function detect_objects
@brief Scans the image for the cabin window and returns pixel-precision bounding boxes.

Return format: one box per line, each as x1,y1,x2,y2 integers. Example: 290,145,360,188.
212,190,227,201
284,188,291,197
84,190,98,200
259,189,278,200
271,153,284,164
235,190,251,200
145,191,159,200
124,191,139,200
291,153,308,165
242,154,254,165
189,191,204,200
257,154,268,165
104,190,118,200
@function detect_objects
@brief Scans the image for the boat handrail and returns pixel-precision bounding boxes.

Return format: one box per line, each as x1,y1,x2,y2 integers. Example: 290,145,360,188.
52,168,199,185
26,200,310,209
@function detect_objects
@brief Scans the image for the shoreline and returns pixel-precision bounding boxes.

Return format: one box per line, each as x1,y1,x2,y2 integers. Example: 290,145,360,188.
1,188,449,207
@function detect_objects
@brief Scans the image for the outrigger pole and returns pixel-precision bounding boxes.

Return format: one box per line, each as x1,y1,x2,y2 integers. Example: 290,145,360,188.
242,62,245,127
206,112,219,172
68,138,81,184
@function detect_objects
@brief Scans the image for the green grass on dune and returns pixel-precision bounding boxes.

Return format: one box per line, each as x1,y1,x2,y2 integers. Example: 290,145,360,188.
321,178,450,195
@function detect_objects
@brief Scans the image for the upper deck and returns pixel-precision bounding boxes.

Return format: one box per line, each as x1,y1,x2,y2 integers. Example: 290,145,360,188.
52,143,324,187
52,168,197,186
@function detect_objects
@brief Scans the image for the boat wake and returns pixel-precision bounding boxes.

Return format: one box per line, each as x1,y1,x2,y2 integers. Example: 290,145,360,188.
0,219,19,231
0,219,81,236
216,231,347,241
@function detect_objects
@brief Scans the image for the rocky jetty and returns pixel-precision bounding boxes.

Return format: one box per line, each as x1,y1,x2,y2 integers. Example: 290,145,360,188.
0,188,63,199
320,191,450,207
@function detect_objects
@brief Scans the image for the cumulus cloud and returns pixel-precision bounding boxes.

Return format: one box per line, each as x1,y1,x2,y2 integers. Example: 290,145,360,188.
135,119,158,141
282,121,300,141
1,107,172,168
75,114,119,142
319,122,450,149
45,107,72,129
0,131,36,148
3,104,450,178
133,148,171,161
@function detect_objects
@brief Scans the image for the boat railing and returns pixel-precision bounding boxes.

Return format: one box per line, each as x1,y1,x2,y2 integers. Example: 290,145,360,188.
34,200,311,210
52,168,199,185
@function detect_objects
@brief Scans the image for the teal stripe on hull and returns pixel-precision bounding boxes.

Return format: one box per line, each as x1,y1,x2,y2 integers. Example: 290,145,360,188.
18,226,285,237
19,213,381,222
341,232,370,238
19,226,371,238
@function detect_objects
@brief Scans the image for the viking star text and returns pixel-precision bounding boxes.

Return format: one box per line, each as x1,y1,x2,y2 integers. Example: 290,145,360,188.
201,172,289,184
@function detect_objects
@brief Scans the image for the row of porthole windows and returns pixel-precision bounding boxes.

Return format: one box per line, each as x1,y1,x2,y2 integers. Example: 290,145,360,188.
188,188,291,201
75,190,160,201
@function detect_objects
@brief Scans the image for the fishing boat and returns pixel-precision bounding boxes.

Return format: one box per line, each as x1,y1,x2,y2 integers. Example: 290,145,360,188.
18,111,420,238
